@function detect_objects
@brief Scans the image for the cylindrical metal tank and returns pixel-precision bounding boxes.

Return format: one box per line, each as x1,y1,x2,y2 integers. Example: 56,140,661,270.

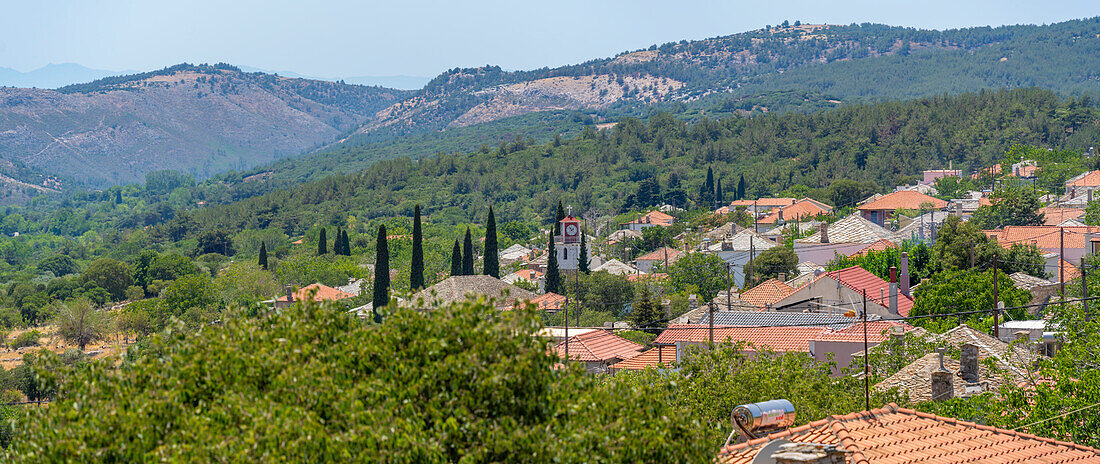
732,399,796,431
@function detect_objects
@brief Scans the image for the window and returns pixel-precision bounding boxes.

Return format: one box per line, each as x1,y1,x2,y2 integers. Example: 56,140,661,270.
563,248,568,260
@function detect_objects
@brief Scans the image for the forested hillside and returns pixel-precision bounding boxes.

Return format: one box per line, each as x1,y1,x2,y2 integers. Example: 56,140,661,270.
0,63,408,190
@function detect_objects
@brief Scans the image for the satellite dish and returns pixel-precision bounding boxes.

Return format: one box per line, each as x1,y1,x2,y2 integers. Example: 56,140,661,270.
750,438,793,464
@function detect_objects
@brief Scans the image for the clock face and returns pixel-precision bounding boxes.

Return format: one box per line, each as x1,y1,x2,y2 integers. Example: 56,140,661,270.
565,224,578,236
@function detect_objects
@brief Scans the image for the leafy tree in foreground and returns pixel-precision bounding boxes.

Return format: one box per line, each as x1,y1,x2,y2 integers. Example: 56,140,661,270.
484,206,499,278
910,268,1030,331
667,253,728,300
411,205,424,289
744,246,798,285
971,185,1045,229
5,301,710,462
372,225,390,320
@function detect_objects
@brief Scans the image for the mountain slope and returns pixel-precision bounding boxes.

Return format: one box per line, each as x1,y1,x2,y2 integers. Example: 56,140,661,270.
0,63,409,188
346,18,1100,144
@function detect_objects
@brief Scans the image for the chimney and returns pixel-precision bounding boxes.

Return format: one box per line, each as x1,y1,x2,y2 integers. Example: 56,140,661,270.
931,348,954,401
778,272,786,282
778,209,784,222
285,285,295,302
771,443,848,464
819,223,829,243
959,343,979,383
688,294,699,312
1015,330,1031,344
899,252,910,297
888,266,898,315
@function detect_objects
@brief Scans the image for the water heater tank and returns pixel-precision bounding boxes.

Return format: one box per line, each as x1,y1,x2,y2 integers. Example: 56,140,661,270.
732,399,796,431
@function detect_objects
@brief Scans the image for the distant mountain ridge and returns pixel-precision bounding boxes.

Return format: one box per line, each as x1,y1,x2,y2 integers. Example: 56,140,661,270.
0,63,409,188
0,63,137,89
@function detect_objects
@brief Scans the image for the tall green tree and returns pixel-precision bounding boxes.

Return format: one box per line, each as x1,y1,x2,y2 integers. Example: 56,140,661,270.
462,228,475,276
317,228,328,256
372,225,389,322
450,240,462,277
545,235,561,294
411,205,425,289
737,173,746,201
715,177,724,205
971,185,1045,229
258,242,268,270
744,247,799,285
578,229,590,274
630,285,665,328
554,201,566,238
484,207,499,278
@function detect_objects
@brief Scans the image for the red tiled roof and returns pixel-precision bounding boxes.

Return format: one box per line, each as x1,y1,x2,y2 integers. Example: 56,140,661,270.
610,346,677,371
1040,207,1086,226
978,197,993,207
621,210,675,226
552,330,643,362
740,279,795,309
989,226,1100,249
848,239,897,257
1058,259,1082,283
718,403,1100,464
729,198,797,208
971,163,1003,179
654,324,827,353
1067,170,1100,187
530,292,565,311
627,273,668,282
824,266,914,317
275,283,355,302
757,199,830,225
635,247,685,263
857,191,948,212
812,321,917,343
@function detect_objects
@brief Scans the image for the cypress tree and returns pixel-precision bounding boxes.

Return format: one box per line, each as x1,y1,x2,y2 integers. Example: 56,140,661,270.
411,205,424,289
484,206,499,278
737,173,746,201
342,230,351,255
317,228,328,255
334,228,343,255
258,241,268,270
578,229,589,274
462,227,474,275
114,190,122,204
716,178,724,205
545,234,560,294
554,201,566,238
450,240,462,277
372,225,389,322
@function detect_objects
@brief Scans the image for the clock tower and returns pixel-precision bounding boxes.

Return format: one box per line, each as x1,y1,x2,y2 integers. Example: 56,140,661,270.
556,212,587,271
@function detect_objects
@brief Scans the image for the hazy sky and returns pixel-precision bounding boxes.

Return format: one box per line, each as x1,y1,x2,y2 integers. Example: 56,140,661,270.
3,0,1097,78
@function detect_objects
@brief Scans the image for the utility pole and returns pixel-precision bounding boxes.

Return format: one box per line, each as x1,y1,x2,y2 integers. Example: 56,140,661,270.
753,200,758,233
1084,257,1090,322
862,289,870,412
993,252,999,339
564,274,569,361
1060,227,1066,298
748,236,755,287
708,301,715,348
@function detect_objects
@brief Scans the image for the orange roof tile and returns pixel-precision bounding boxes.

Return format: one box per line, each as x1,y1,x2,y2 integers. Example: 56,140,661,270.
654,324,827,353
1058,259,1082,282
621,210,675,226
627,272,668,282
989,226,1100,249
740,279,795,309
823,266,914,317
1067,170,1100,187
970,163,1003,179
1040,207,1086,226
729,198,798,208
635,246,685,263
811,321,917,343
610,346,678,371
848,239,897,257
718,403,1100,464
552,330,643,363
757,199,830,225
530,292,565,311
857,191,948,212
275,283,355,302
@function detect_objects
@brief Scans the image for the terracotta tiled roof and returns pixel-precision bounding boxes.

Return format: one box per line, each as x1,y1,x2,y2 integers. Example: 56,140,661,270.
857,190,948,212
621,210,675,226
529,292,565,311
989,226,1100,249
848,239,897,257
758,199,831,225
729,198,797,208
811,321,917,343
275,283,355,302
635,246,685,263
1067,170,1100,187
824,266,914,317
739,279,795,309
1058,259,1082,282
970,163,1003,179
1040,207,1086,226
654,324,827,353
552,330,643,362
609,346,677,371
717,403,1100,464
627,272,667,282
